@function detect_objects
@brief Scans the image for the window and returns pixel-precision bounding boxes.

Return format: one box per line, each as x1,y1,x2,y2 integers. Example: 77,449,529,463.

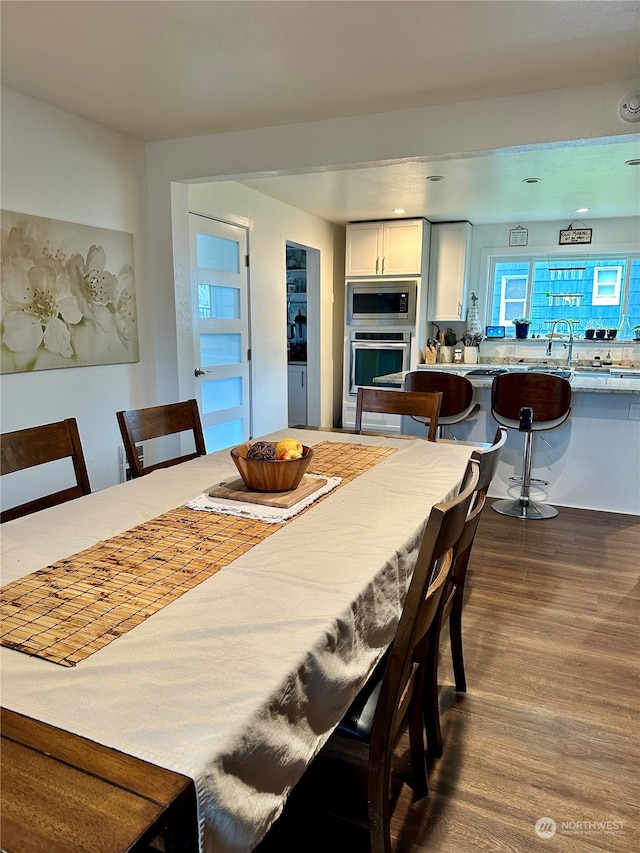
499,274,529,324
592,267,622,306
489,253,640,337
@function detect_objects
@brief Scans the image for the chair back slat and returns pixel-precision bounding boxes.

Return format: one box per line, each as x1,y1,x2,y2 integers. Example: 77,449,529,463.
116,400,206,478
1,419,91,523
354,388,442,441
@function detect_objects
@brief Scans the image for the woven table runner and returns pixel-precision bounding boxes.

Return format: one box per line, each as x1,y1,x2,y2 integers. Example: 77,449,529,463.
1,442,396,667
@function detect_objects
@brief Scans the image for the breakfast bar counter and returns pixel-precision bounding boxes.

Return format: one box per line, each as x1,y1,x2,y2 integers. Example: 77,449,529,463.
371,365,640,515
374,363,640,394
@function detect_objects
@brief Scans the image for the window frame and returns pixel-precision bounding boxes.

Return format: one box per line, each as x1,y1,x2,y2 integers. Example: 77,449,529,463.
592,266,622,306
498,273,529,326
483,246,639,337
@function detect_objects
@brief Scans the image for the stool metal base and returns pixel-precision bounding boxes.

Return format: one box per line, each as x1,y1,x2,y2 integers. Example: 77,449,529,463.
492,497,558,520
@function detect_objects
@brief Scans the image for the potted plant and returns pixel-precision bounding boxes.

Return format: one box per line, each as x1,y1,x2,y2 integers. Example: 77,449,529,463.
585,321,595,340
633,325,640,341
513,317,531,339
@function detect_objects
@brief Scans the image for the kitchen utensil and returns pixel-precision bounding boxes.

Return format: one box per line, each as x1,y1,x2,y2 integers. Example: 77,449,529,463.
444,328,457,346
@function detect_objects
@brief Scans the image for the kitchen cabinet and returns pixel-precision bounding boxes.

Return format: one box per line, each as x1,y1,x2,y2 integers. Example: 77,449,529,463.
346,219,426,277
427,221,473,321
287,365,307,426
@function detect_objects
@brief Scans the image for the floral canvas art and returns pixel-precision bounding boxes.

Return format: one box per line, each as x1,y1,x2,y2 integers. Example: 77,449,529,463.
1,210,138,373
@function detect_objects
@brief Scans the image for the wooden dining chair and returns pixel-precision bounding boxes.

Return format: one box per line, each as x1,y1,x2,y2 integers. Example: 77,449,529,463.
354,387,443,441
422,428,507,760
116,399,206,478
314,458,480,853
1,418,91,523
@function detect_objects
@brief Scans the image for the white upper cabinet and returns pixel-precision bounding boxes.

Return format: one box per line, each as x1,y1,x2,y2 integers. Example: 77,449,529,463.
346,219,425,277
427,222,473,321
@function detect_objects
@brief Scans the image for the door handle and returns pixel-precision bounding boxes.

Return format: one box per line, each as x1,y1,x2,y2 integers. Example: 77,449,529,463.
194,368,212,377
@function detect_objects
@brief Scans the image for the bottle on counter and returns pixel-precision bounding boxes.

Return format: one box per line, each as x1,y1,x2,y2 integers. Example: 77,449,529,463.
602,350,613,366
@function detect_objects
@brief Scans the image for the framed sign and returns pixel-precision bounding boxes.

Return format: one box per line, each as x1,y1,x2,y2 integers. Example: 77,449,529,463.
559,227,592,245
509,226,528,247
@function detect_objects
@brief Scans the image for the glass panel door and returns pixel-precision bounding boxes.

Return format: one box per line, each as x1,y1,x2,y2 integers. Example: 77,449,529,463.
190,214,251,451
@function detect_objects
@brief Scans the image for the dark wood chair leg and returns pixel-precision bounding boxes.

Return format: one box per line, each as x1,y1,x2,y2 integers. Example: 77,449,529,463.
449,584,467,694
423,627,444,760
408,687,428,799
368,757,393,853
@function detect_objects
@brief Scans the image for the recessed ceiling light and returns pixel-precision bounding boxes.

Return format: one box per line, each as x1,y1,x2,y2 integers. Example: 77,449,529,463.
426,175,444,182
392,208,406,214
625,158,640,166
522,177,541,184
575,207,590,213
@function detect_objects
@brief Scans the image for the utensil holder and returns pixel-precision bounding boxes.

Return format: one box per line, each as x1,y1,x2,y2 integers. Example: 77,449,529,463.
439,346,455,364
464,347,479,364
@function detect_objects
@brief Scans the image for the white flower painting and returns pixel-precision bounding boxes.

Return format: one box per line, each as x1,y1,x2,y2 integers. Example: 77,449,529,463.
1,211,139,373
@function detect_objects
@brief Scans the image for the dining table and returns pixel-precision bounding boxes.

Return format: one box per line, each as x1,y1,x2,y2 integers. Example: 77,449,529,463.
0,427,475,853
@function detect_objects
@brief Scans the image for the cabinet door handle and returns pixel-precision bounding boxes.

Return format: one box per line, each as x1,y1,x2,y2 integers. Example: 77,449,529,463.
301,371,305,388
458,302,462,316
381,256,385,275
375,257,379,274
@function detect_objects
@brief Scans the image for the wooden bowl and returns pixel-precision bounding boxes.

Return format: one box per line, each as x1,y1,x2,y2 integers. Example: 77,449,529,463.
230,443,313,492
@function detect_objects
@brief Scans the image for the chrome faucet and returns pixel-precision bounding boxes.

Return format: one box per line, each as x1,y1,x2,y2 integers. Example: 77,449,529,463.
546,318,575,366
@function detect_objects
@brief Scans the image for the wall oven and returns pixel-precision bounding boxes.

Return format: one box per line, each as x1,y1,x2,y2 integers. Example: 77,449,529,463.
347,280,417,326
349,330,411,394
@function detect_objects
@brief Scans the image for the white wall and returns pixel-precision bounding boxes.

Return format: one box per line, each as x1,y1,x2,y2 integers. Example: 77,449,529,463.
187,183,344,435
0,89,150,491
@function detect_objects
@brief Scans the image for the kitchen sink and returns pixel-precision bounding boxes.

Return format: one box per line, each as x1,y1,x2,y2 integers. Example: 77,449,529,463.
525,366,571,378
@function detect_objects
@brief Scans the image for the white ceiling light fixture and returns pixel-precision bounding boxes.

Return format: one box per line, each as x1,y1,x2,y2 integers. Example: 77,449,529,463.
392,208,406,214
522,177,541,184
426,175,444,182
625,158,640,166
575,207,590,213
619,91,640,122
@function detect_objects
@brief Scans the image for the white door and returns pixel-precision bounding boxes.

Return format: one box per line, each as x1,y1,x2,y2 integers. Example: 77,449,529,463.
189,214,251,451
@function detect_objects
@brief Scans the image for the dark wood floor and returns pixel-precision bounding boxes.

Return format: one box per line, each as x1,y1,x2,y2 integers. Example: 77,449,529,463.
256,503,639,852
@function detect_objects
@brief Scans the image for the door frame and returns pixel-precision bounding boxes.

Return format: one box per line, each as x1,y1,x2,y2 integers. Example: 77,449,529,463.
285,240,321,427
172,187,254,441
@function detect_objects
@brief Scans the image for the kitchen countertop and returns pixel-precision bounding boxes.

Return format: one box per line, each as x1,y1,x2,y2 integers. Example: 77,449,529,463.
374,363,640,394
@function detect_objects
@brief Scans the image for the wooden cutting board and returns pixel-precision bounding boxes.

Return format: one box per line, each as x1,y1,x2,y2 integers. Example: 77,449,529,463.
209,475,328,508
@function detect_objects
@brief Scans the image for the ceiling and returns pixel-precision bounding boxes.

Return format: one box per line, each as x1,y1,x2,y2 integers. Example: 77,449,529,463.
2,1,640,225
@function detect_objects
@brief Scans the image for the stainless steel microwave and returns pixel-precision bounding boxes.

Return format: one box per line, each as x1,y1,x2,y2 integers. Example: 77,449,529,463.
347,280,417,326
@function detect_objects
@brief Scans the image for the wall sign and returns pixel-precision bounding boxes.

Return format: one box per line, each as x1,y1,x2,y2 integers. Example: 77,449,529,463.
509,226,528,247
559,227,592,245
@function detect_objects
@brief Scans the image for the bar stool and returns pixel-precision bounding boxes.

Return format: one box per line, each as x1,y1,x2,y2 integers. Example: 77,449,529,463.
490,372,571,519
404,371,480,439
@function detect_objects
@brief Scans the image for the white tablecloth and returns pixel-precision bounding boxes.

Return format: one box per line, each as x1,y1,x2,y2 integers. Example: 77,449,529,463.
0,429,473,852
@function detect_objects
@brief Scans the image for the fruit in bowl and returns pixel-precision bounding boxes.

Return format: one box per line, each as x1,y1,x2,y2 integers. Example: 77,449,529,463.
275,438,303,460
230,440,313,492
